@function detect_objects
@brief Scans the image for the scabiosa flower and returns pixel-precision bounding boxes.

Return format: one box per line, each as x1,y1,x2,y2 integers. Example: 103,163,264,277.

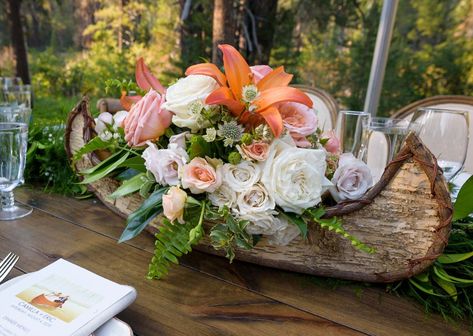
217,121,244,147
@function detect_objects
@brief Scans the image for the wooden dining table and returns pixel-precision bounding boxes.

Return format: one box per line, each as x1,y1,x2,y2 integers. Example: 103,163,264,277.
0,187,469,336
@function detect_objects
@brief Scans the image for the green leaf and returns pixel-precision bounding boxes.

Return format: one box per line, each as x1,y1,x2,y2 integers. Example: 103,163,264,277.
80,149,125,175
282,212,308,239
432,275,458,301
433,265,473,284
438,251,473,264
109,173,147,199
414,272,430,282
118,187,167,243
188,135,213,159
117,156,146,172
453,175,473,220
80,152,130,184
73,137,111,163
408,278,442,296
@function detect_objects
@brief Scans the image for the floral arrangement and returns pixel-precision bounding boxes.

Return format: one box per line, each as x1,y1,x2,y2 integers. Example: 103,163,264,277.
74,44,375,279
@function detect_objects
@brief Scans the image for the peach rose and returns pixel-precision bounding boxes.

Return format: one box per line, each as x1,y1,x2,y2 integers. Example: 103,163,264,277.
321,130,340,154
124,89,173,147
162,187,187,224
279,102,318,139
251,65,272,83
237,141,270,161
181,157,222,194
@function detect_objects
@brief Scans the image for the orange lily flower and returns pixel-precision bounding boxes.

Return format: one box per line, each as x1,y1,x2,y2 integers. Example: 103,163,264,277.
121,58,166,111
186,44,313,137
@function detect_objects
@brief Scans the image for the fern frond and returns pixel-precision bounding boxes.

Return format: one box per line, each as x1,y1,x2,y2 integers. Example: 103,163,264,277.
147,218,196,279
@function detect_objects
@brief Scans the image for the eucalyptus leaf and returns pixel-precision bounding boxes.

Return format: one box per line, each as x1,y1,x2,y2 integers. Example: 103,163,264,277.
119,187,168,243
109,173,146,199
453,175,473,221
80,152,130,184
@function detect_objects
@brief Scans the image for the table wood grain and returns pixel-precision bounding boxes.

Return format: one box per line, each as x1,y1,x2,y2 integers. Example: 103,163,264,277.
0,187,467,336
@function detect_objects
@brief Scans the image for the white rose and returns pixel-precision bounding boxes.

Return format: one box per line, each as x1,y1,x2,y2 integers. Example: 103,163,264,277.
267,216,300,246
169,131,189,150
113,110,128,129
142,141,189,186
261,136,332,214
236,183,275,215
222,161,261,192
240,211,279,235
162,75,219,132
208,183,237,209
331,153,373,201
94,112,113,134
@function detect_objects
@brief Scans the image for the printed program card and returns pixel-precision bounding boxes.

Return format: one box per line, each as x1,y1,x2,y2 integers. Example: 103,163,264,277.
0,259,135,336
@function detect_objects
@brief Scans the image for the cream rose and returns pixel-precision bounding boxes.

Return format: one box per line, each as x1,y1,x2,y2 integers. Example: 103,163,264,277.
162,75,219,132
208,183,237,209
236,183,275,215
222,161,261,192
261,136,332,214
181,157,222,194
142,142,189,186
162,187,187,224
331,153,373,201
267,216,300,246
240,211,279,236
237,141,270,162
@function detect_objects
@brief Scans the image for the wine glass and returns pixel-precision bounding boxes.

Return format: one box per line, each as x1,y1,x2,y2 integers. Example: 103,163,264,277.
335,110,371,155
409,107,469,181
358,117,410,183
0,123,32,220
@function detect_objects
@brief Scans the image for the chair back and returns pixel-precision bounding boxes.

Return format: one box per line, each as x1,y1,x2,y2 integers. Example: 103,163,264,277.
392,95,473,174
292,85,338,131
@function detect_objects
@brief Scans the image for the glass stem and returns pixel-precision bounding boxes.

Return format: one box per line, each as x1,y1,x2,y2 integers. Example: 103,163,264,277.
0,191,15,210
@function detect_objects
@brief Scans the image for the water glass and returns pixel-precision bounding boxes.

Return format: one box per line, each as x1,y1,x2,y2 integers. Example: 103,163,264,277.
0,77,22,90
0,105,32,123
358,117,410,182
1,84,31,108
0,123,32,220
335,110,371,155
409,107,469,181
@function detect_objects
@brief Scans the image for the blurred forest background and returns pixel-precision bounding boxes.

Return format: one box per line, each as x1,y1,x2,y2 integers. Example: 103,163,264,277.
1,0,473,120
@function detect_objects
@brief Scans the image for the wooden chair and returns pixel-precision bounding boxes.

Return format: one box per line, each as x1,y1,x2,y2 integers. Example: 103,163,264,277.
292,85,338,131
392,95,473,174
96,86,340,132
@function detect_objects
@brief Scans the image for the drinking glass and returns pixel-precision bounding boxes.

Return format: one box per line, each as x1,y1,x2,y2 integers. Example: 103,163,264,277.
335,110,371,154
409,107,469,181
0,105,32,123
0,77,22,90
0,123,32,220
358,117,410,183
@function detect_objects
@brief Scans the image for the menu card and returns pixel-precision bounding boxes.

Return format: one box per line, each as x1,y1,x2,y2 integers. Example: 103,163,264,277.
0,259,136,336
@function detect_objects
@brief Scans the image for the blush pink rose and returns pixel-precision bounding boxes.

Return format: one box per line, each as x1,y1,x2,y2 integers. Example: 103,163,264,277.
279,102,318,142
251,65,272,83
321,130,340,154
181,157,222,194
124,89,173,147
162,187,187,224
238,141,270,161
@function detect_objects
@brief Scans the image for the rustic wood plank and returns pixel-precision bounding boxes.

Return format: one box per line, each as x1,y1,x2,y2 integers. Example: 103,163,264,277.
14,187,469,336
0,198,363,336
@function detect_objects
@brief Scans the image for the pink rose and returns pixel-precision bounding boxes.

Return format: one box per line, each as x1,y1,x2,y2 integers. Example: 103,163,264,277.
237,141,270,161
321,130,340,154
292,136,312,148
251,65,272,83
181,157,222,194
279,102,318,141
124,89,173,147
162,187,187,224
331,153,373,201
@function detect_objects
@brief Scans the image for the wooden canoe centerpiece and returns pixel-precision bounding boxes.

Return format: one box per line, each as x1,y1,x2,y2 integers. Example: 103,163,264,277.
65,97,453,283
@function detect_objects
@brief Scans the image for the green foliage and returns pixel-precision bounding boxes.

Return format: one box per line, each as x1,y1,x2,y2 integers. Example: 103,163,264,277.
282,212,308,239
72,137,112,165
79,151,130,184
109,172,148,199
119,187,168,243
304,207,376,254
453,175,473,221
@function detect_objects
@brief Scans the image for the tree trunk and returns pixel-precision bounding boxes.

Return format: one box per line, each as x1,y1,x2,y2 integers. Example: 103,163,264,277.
7,0,30,84
212,0,237,66
245,0,278,65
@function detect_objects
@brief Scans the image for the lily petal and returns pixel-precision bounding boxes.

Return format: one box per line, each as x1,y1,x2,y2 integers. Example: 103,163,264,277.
219,44,251,100
254,87,313,111
185,63,227,87
135,58,166,94
206,87,245,116
259,106,284,138
120,90,142,111
257,66,293,91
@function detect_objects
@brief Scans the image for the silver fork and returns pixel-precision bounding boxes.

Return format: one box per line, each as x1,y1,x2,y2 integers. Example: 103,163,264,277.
0,252,19,283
